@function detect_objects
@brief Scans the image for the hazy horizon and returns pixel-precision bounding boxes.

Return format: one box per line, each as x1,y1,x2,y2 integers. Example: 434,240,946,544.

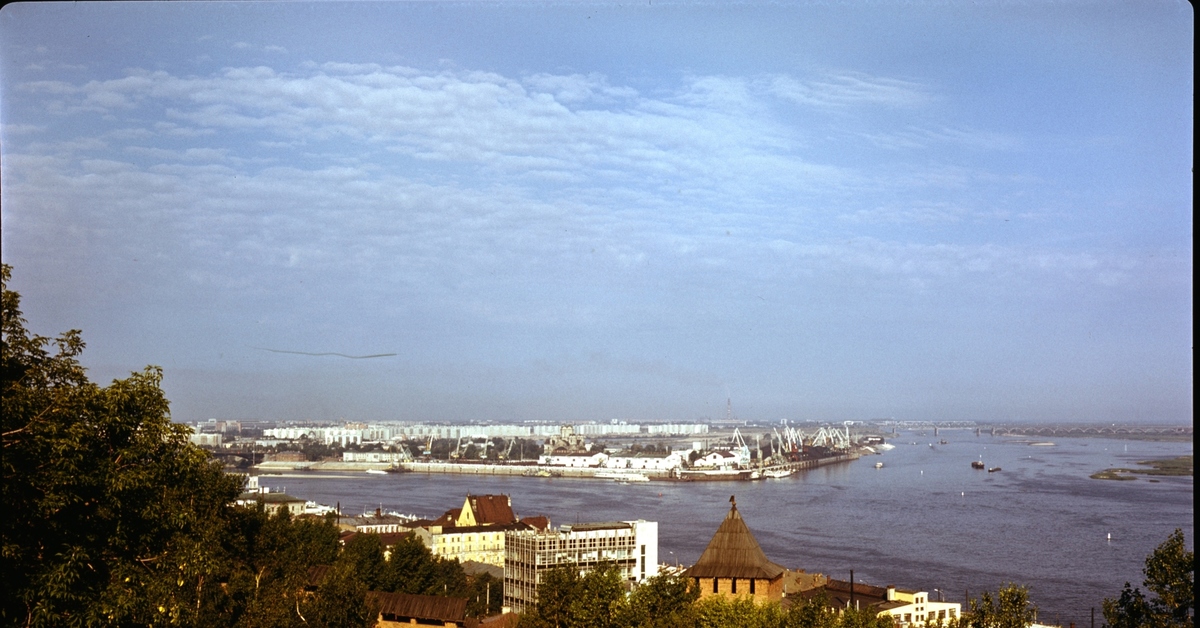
2,2,1192,425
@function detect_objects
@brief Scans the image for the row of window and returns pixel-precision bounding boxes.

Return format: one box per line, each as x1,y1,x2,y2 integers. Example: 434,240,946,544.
697,577,759,595
898,609,955,623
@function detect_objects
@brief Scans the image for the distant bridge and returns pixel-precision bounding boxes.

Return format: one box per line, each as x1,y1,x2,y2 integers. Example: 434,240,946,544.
983,424,1192,437
875,421,979,429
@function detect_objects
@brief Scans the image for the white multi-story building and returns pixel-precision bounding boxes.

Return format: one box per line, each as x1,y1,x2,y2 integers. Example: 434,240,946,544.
644,423,710,435
504,520,658,614
320,428,363,446
603,451,685,471
262,427,315,440
571,423,641,436
877,588,961,626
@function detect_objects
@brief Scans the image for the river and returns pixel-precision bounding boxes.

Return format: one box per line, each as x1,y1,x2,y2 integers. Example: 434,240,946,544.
255,433,1192,626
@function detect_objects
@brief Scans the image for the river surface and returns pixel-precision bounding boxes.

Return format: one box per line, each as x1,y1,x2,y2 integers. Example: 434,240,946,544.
256,433,1192,626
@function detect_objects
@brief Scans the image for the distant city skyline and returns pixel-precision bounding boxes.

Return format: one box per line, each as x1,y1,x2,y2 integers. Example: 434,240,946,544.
1,2,1192,425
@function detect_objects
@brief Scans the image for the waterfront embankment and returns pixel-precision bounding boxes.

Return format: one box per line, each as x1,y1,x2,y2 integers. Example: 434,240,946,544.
253,452,861,479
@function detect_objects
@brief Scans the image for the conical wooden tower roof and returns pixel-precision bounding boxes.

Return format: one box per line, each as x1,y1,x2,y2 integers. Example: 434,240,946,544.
686,496,786,580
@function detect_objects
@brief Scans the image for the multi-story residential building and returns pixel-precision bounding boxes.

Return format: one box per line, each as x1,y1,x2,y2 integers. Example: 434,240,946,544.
411,494,548,568
686,497,787,603
796,580,962,627
644,423,710,435
416,522,529,567
503,520,658,614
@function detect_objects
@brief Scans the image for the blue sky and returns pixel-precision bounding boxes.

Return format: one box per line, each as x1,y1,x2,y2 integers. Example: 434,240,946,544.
1,1,1192,425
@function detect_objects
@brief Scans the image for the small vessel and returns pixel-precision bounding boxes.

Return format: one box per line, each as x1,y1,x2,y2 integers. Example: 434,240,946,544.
366,469,388,475
971,461,986,470
763,468,794,479
874,462,884,469
939,439,948,445
597,472,650,483
988,467,1001,473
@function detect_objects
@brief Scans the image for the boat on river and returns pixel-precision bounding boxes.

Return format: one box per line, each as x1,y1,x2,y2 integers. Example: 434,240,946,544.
596,472,650,483
762,468,794,479
971,460,986,470
988,467,1002,473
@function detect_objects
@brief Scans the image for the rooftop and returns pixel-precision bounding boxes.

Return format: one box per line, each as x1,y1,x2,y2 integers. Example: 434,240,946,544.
686,496,786,580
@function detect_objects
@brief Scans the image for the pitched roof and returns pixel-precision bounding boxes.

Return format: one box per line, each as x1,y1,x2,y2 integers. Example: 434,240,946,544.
368,591,468,623
520,515,550,531
462,494,516,526
685,496,786,580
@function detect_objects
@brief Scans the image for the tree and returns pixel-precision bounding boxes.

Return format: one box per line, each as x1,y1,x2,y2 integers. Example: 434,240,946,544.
1,264,368,626
520,566,581,628
1103,529,1194,628
571,565,626,628
618,572,699,628
466,571,503,618
1,264,244,626
966,585,1037,628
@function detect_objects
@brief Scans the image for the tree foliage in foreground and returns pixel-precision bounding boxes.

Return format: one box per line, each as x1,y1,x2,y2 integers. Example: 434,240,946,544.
1102,529,1194,628
964,584,1037,628
518,566,897,628
0,264,370,627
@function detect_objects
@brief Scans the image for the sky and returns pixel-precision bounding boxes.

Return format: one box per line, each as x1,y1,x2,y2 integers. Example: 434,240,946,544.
0,1,1192,425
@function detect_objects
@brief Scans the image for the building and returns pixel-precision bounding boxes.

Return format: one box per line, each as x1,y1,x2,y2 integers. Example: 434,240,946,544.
416,522,528,567
368,591,468,627
503,520,659,614
342,509,420,533
603,451,685,471
413,494,546,567
693,450,743,470
796,580,961,627
538,452,608,468
685,496,786,603
235,490,307,516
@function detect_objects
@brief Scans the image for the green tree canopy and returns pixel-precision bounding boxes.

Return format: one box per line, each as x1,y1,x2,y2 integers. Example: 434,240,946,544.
1103,529,1194,628
1,264,374,627
965,584,1037,628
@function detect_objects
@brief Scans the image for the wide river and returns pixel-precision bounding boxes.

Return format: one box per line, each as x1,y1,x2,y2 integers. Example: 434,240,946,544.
256,433,1192,626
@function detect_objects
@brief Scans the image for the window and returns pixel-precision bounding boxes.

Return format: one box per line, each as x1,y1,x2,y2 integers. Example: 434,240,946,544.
713,579,718,594
750,579,756,594
950,610,957,619
732,578,737,594
904,614,912,623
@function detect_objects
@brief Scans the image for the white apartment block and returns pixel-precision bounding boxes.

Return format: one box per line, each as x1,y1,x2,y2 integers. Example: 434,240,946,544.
504,520,658,614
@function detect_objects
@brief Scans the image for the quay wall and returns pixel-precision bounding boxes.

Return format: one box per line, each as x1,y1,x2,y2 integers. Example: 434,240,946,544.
253,452,861,478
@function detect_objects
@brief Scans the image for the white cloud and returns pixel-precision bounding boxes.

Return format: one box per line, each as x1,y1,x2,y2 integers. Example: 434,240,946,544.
767,72,930,108
4,61,1162,318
